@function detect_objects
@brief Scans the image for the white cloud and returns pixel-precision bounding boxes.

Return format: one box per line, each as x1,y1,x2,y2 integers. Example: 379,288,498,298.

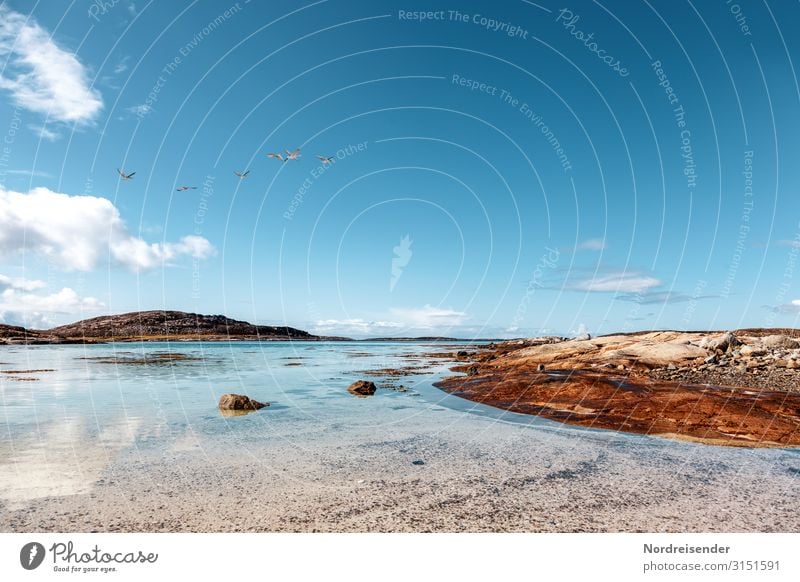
569,272,662,294
774,299,800,314
312,318,403,336
127,104,151,117
4,168,52,179
28,123,60,141
572,238,606,252
0,5,103,123
0,186,215,271
0,274,103,329
570,323,590,337
389,305,468,328
113,56,130,75
0,274,46,292
311,305,469,337
111,234,214,271
1,286,102,313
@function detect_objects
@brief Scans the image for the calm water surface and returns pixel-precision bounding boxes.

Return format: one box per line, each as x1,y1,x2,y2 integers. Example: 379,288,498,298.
1,341,797,510
0,341,513,505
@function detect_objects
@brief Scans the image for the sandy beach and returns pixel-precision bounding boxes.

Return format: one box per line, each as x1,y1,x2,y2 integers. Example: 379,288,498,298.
2,407,799,533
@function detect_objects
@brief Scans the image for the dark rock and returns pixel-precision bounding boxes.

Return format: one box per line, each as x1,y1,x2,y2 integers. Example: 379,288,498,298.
347,380,377,396
411,460,425,466
466,365,479,376
218,393,268,410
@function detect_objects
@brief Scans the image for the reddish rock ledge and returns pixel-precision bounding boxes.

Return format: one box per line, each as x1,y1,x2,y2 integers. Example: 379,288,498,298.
435,331,800,448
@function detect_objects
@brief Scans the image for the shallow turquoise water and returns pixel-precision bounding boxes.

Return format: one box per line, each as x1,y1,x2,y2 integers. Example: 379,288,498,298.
0,341,463,436
0,341,498,504
2,341,798,518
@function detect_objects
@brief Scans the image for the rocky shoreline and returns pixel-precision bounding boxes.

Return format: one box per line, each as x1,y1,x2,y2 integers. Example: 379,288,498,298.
435,330,800,448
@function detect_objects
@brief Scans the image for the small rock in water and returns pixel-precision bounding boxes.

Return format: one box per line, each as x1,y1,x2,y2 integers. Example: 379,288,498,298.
218,393,268,410
347,380,377,397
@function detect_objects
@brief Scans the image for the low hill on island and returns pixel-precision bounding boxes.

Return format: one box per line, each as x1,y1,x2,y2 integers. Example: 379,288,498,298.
1,311,348,343
0,323,46,342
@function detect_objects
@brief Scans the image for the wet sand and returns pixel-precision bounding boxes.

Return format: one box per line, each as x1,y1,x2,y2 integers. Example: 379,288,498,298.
2,395,800,532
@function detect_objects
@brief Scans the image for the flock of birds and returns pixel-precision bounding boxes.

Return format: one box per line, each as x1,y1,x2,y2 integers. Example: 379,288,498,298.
116,147,336,190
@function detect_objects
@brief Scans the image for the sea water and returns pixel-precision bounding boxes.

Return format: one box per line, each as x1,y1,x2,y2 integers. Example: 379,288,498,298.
0,341,501,504
1,341,798,511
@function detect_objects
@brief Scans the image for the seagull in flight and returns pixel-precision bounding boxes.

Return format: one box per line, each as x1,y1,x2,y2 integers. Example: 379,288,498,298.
234,170,250,179
316,155,334,165
284,148,301,161
266,152,286,162
117,168,135,180
176,186,197,192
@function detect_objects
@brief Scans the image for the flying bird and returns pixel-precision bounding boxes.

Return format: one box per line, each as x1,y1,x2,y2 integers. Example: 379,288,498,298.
117,168,135,180
284,148,301,161
316,155,334,165
176,186,197,191
266,152,286,162
234,170,250,179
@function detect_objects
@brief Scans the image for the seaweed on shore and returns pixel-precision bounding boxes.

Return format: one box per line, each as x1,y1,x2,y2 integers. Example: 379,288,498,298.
355,366,433,377
79,352,204,365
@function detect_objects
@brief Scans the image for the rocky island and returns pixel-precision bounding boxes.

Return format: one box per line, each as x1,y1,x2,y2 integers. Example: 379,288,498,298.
0,310,348,344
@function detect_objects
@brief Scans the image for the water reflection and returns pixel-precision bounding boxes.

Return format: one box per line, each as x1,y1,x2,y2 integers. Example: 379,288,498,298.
0,417,140,509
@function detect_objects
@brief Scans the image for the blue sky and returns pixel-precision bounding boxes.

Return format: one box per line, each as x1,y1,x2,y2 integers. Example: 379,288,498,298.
0,0,799,338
